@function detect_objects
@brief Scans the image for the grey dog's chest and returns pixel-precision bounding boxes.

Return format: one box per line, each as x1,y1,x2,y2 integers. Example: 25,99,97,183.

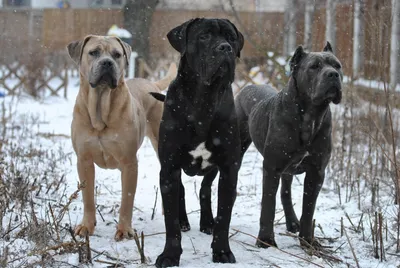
282,150,310,175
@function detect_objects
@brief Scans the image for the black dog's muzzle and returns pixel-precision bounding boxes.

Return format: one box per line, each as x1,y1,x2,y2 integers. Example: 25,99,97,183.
216,42,233,54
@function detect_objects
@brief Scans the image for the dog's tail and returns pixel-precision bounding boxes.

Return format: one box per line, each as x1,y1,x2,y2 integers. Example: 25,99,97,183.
149,92,165,102
153,62,177,91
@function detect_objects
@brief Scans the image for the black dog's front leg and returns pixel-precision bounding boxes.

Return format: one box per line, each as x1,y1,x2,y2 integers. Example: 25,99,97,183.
179,179,191,231
156,167,183,268
256,164,280,248
211,165,238,263
200,167,218,234
299,166,325,248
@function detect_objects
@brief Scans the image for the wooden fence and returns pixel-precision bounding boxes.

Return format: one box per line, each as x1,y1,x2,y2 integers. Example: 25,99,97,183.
0,53,69,98
0,1,396,96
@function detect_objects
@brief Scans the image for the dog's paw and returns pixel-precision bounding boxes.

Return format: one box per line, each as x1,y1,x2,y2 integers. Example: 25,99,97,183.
200,218,214,235
212,250,236,263
256,237,278,248
200,226,213,235
155,253,180,268
114,224,135,241
286,220,300,233
300,238,322,250
180,221,191,232
74,219,96,237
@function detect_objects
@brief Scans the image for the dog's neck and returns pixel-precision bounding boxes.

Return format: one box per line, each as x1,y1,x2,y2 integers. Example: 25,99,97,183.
80,77,123,131
283,77,330,146
177,58,231,103
175,58,233,136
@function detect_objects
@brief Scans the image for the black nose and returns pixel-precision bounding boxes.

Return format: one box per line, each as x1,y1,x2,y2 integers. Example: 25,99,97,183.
327,70,339,78
101,60,113,68
216,42,232,53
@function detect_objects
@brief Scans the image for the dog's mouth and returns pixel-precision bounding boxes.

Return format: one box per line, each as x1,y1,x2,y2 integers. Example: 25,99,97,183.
90,72,118,89
201,60,234,86
313,84,342,105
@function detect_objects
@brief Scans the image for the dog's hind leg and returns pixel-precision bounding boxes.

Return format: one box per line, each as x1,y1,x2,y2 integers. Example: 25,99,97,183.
199,167,218,234
281,174,300,233
179,179,191,231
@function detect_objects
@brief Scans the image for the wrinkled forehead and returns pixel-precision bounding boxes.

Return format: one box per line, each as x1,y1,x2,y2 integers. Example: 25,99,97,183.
303,52,341,66
188,19,236,36
84,36,122,53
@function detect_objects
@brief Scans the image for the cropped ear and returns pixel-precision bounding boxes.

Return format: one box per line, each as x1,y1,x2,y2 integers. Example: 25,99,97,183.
66,35,93,65
167,18,200,55
323,41,333,53
114,37,132,66
289,45,306,74
223,19,244,58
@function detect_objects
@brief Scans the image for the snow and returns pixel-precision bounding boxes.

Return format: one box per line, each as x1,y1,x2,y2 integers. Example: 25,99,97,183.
107,24,132,39
343,76,400,92
1,75,399,267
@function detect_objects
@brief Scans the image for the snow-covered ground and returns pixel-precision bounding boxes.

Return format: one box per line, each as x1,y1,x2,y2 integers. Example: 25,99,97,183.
1,76,399,267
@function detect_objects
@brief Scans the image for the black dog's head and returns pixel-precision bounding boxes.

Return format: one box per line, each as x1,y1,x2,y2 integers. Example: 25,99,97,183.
289,42,343,105
167,18,244,85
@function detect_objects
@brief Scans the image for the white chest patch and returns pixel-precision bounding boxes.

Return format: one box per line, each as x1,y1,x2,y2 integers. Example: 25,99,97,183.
189,142,212,169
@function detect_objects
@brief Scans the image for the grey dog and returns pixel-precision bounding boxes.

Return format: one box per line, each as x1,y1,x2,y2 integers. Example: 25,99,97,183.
235,42,343,248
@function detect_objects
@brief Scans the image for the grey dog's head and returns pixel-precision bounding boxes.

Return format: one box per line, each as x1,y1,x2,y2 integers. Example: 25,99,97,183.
289,42,343,105
67,35,131,89
167,18,244,85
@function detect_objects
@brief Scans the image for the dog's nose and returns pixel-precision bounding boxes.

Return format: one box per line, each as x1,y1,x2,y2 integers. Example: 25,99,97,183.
101,60,113,68
327,70,339,78
216,43,232,53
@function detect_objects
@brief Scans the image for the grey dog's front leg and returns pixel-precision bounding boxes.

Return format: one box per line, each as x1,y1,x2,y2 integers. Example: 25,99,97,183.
299,166,325,247
281,174,300,233
211,165,238,263
256,164,280,248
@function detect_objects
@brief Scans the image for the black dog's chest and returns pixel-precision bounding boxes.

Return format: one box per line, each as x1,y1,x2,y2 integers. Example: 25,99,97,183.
181,141,215,176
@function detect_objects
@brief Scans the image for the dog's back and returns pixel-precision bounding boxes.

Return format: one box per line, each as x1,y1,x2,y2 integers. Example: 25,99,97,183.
234,84,278,155
125,63,177,157
235,84,277,117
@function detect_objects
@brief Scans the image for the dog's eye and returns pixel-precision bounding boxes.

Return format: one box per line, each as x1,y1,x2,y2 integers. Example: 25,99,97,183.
113,52,122,59
89,50,99,57
334,63,342,69
310,62,320,69
227,35,236,42
199,33,211,41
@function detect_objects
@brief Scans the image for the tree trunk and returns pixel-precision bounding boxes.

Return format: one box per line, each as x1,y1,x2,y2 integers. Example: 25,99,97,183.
325,0,336,53
304,0,315,50
352,0,365,79
123,0,159,62
284,0,297,56
390,0,400,90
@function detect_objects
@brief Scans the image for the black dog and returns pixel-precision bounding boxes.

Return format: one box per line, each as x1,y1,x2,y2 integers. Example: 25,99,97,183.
234,42,343,248
154,18,244,267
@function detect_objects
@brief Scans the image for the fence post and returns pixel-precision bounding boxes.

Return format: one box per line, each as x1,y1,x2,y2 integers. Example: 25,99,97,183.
353,0,365,80
128,51,138,79
326,0,337,53
390,0,400,91
304,0,315,51
283,0,297,56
